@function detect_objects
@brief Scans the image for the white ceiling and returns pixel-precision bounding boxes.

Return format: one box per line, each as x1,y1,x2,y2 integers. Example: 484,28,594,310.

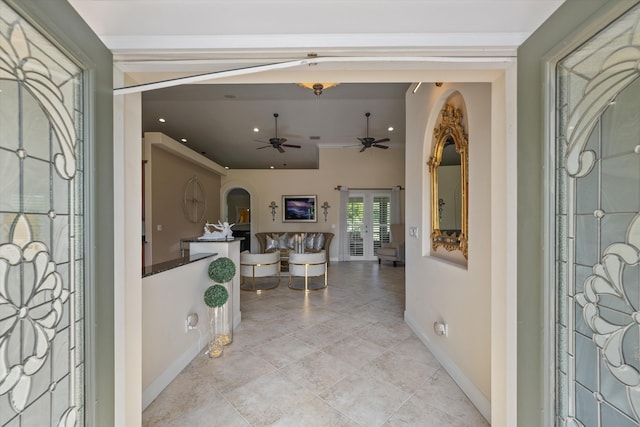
69,0,565,169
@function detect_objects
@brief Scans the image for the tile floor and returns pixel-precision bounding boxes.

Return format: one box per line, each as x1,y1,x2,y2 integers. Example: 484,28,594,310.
142,261,490,426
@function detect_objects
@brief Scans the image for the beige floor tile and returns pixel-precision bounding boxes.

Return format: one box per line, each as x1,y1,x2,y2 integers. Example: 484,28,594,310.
322,335,387,368
223,371,315,427
383,395,466,427
142,262,491,427
320,372,411,426
321,314,377,335
292,322,349,349
143,384,248,427
361,349,438,394
269,397,363,427
280,349,356,394
353,321,409,348
389,336,442,369
201,350,277,394
415,368,490,426
251,334,315,369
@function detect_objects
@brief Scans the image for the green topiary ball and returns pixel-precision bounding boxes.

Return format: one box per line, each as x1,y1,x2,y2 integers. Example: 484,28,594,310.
208,257,236,283
204,284,229,307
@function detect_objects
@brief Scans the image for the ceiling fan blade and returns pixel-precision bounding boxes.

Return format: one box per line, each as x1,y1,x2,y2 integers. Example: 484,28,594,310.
374,144,389,149
257,145,270,149
282,144,301,148
357,137,366,143
360,146,367,152
277,146,285,153
373,138,390,144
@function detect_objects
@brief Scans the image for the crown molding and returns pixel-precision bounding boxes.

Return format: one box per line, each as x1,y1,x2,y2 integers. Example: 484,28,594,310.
104,32,528,56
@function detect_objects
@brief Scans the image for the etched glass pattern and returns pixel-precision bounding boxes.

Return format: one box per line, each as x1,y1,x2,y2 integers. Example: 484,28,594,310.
0,2,85,426
555,4,640,426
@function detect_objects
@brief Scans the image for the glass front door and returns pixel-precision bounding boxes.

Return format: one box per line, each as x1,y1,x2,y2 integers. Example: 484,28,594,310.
553,4,640,426
0,2,87,425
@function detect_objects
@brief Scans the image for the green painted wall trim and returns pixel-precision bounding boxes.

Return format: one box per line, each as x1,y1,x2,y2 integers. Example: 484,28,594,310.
517,0,639,425
6,1,115,425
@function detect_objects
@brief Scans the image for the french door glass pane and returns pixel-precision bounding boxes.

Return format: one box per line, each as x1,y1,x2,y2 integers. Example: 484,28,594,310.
347,197,364,257
373,196,391,255
0,2,85,425
555,4,640,426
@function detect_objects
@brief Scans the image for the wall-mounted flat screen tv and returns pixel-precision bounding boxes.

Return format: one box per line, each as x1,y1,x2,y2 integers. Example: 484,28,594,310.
283,195,317,222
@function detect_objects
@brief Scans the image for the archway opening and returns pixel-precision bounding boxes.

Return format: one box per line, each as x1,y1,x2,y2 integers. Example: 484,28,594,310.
227,187,251,252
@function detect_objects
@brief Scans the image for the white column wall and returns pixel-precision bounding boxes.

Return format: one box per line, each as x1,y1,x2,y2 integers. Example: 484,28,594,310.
404,81,504,423
113,67,143,427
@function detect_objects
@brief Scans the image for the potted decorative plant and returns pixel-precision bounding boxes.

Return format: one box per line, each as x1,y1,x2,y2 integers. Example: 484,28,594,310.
207,257,236,348
203,283,228,358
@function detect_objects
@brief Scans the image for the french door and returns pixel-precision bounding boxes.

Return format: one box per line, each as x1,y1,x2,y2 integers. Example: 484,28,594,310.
546,3,640,426
0,1,114,425
346,191,391,260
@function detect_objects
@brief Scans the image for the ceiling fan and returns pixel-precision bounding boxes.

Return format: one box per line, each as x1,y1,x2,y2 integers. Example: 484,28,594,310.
256,113,301,153
358,112,390,152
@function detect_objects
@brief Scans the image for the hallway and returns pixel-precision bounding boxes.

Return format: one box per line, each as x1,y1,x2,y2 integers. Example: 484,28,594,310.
142,262,489,426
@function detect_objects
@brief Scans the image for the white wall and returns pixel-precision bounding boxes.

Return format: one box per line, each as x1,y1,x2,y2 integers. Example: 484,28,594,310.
221,146,406,257
404,82,494,420
141,256,215,409
113,70,142,427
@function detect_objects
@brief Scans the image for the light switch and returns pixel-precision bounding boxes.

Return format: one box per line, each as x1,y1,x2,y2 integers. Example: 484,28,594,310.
156,224,162,231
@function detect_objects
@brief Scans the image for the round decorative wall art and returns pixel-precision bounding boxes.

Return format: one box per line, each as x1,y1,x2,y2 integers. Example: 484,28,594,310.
183,176,207,223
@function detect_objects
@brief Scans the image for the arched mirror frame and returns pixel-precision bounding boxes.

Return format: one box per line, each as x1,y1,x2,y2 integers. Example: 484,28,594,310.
427,103,469,258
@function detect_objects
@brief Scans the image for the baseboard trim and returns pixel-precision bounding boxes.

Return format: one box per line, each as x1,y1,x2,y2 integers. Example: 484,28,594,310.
142,332,207,410
404,310,491,423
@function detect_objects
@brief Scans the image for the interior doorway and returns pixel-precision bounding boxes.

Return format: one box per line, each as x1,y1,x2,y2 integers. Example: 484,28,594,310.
227,188,251,252
346,190,391,261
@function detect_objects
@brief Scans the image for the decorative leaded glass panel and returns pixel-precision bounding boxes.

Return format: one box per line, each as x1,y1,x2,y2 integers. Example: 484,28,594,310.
0,1,85,426
555,4,640,426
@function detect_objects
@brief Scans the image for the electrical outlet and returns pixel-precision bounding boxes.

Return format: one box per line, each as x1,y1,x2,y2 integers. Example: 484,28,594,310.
433,321,448,337
185,313,199,332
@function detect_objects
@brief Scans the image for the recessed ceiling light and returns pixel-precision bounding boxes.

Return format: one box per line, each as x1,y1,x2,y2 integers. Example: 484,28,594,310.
253,127,259,132
158,118,166,123
269,165,275,169
388,127,394,132
225,166,230,169
181,138,187,143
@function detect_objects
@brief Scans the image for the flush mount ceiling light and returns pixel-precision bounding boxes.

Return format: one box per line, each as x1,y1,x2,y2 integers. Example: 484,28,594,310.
296,82,339,97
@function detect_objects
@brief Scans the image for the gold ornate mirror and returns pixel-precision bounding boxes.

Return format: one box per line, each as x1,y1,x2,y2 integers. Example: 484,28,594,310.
428,104,468,258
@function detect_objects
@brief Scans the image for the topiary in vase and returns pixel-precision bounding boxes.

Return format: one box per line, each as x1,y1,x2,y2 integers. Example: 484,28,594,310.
204,284,229,308
207,257,236,347
208,257,236,283
204,284,229,358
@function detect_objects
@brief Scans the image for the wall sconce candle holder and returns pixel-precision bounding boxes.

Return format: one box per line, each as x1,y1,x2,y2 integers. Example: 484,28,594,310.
321,201,330,222
268,201,278,221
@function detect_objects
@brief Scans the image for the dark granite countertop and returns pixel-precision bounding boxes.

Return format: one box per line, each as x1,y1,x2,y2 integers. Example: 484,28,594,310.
181,237,245,243
142,252,216,278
